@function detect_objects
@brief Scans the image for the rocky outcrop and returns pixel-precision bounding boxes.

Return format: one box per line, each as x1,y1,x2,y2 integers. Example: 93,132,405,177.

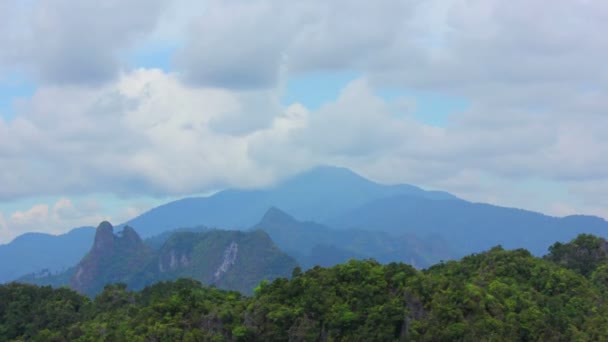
91,221,114,254
70,221,153,296
158,249,191,272
60,223,297,296
213,242,238,282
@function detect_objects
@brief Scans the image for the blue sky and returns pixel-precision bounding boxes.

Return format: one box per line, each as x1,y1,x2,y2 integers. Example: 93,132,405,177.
0,74,35,121
0,0,607,242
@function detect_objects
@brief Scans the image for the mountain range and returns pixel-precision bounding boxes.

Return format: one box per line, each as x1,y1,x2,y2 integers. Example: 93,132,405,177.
3,165,608,285
124,166,456,237
329,194,608,256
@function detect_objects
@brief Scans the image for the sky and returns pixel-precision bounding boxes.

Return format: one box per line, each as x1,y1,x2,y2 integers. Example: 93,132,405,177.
1,0,607,243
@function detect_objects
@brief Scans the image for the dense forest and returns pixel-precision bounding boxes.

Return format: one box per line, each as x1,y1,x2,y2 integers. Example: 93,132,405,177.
2,234,608,341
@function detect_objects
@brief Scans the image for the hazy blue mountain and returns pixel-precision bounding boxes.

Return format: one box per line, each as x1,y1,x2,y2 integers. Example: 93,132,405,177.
125,166,456,237
2,166,444,282
0,226,95,283
6,165,608,284
253,207,456,269
330,195,608,256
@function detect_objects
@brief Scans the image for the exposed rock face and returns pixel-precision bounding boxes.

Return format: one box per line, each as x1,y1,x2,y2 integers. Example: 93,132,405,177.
70,221,153,296
158,249,191,272
140,229,298,295
92,221,114,253
214,242,238,282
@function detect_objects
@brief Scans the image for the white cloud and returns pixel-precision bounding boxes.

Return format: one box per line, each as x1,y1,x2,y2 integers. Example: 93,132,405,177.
0,198,111,243
0,212,9,242
0,69,286,200
10,204,49,226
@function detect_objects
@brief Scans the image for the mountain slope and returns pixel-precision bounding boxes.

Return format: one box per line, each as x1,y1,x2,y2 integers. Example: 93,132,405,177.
125,166,454,237
254,207,455,269
0,226,95,283
131,229,298,294
330,194,608,256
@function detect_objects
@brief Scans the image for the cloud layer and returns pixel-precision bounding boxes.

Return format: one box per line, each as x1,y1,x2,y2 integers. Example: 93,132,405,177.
1,0,608,240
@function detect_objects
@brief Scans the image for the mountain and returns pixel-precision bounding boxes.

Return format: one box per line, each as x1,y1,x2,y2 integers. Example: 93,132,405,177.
27,222,298,296
254,207,456,269
5,165,608,284
329,194,608,256
5,166,437,282
131,229,298,294
70,222,154,296
0,226,95,283
125,166,455,237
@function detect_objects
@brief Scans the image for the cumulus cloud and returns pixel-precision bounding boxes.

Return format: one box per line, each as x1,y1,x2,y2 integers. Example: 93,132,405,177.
0,71,430,201
10,204,49,226
0,69,285,200
174,0,294,89
2,65,608,220
1,0,167,85
174,0,421,89
248,78,433,164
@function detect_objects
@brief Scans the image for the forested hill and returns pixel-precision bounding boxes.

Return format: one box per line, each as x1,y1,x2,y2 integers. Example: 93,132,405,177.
21,222,298,297
2,234,608,341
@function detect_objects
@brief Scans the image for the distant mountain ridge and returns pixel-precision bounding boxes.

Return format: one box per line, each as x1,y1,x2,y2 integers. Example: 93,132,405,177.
0,226,95,283
124,166,456,237
254,207,455,269
330,194,608,256
3,165,608,284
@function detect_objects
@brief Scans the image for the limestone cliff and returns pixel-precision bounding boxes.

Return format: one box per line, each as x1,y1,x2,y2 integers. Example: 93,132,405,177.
70,221,153,296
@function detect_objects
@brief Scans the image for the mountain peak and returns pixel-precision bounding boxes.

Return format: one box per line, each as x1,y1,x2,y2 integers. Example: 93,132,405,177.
283,165,369,187
120,225,143,244
93,221,115,253
97,221,114,231
72,222,152,296
260,207,297,225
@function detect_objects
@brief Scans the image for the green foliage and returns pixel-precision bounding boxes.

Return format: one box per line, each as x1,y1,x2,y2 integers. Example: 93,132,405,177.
546,233,608,277
3,234,608,341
